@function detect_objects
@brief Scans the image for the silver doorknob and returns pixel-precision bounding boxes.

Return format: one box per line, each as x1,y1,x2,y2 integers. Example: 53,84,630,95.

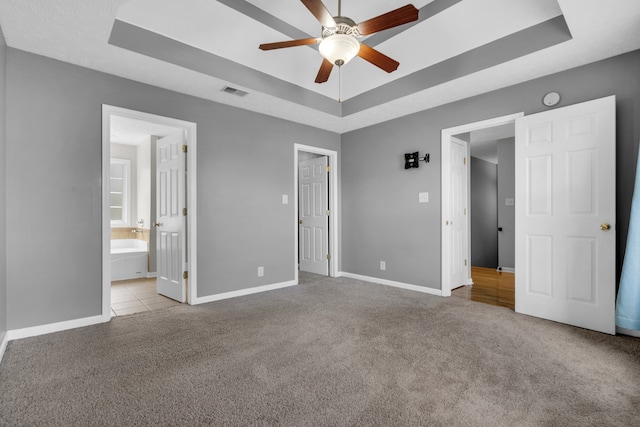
600,223,611,231
153,222,161,227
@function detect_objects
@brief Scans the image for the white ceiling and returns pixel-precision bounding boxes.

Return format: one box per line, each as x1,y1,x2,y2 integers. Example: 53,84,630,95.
110,115,183,145
1,0,640,134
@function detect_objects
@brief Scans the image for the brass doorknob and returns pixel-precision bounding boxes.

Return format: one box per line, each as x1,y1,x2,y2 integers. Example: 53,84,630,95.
154,222,161,227
600,223,611,231
299,220,303,224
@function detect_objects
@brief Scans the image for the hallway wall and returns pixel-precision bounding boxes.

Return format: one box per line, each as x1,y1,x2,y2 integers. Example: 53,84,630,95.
497,138,515,269
470,157,498,268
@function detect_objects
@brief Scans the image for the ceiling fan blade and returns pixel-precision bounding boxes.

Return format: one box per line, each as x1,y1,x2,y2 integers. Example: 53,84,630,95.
301,0,337,28
315,59,334,83
357,44,399,73
357,4,419,35
259,38,321,50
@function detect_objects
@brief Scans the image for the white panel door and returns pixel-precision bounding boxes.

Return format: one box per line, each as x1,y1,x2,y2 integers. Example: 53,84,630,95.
515,96,616,334
448,137,470,289
156,132,186,302
299,156,329,275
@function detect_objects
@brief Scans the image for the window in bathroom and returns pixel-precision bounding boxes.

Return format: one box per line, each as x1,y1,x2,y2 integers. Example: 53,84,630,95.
110,158,131,227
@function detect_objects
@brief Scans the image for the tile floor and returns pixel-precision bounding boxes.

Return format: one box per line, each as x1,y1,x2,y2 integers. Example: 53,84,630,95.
111,278,181,317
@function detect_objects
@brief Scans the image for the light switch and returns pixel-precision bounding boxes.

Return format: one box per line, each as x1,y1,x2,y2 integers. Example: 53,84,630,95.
419,192,429,203
282,195,288,204
505,198,514,206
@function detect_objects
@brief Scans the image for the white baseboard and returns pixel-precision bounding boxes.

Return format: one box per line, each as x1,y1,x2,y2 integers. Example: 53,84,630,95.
7,315,104,341
146,272,157,278
192,280,298,305
616,326,640,338
339,272,443,297
0,331,8,365
497,267,515,273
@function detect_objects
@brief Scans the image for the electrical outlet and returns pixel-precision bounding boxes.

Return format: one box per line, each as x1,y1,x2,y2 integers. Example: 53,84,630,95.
419,192,429,203
258,266,264,277
380,261,386,271
282,195,289,204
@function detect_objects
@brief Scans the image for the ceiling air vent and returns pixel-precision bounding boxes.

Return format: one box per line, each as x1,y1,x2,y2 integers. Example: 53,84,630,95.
221,86,249,97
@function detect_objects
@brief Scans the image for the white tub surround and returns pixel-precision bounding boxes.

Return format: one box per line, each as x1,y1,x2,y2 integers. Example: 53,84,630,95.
111,239,148,281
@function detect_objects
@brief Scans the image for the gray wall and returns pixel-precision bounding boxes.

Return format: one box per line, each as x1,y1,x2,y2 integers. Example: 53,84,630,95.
342,131,441,286
470,157,498,268
5,49,339,329
342,49,640,291
4,45,640,329
497,138,515,269
0,26,7,341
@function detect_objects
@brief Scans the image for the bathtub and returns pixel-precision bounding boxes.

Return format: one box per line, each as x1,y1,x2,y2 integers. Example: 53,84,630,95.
111,239,148,281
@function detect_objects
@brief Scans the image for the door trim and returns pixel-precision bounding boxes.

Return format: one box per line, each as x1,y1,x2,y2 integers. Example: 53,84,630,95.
101,105,198,321
294,144,339,282
441,112,523,296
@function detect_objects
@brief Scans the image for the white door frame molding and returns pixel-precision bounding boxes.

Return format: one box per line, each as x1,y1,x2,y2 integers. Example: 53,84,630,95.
294,144,339,282
441,112,523,296
101,105,198,321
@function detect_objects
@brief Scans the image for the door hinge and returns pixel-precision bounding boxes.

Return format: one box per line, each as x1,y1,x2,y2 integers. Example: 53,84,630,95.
326,165,330,172
464,259,467,266
182,208,187,216
326,210,331,216
182,144,188,153
327,254,331,260
464,208,467,215
464,157,467,165
183,271,189,280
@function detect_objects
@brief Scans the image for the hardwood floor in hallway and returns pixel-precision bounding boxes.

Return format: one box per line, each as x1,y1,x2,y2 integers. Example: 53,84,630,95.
452,266,515,310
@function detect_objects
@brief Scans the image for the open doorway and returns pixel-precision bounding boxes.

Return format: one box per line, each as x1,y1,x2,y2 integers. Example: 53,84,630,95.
441,113,523,300
102,106,198,322
452,126,516,309
460,125,516,273
294,144,339,283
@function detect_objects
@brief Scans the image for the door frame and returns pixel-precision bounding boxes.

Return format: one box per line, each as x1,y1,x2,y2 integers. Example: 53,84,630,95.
294,144,339,282
101,105,198,322
441,112,523,296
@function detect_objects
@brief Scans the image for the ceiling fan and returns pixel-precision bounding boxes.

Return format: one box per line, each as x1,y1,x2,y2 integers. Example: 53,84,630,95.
259,0,419,84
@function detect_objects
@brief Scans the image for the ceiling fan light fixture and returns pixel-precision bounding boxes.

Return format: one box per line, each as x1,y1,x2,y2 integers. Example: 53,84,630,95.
319,34,360,66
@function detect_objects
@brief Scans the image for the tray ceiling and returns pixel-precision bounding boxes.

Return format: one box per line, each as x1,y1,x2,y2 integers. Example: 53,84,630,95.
1,0,640,133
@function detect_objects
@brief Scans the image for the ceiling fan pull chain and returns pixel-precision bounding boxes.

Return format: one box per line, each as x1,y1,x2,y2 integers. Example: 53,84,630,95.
338,0,341,16
338,66,342,103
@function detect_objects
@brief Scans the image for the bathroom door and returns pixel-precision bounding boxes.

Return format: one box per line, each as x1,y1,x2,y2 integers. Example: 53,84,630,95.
155,131,186,303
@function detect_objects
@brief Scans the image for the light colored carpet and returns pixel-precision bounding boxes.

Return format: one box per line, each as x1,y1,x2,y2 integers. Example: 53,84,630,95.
1,273,639,426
